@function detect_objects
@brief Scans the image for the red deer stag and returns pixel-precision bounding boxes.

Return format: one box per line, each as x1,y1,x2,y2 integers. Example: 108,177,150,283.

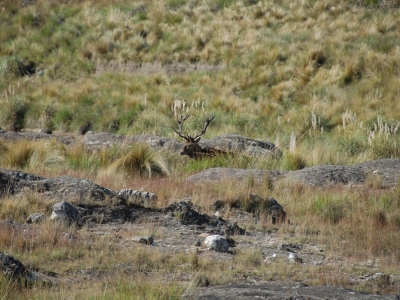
174,113,225,159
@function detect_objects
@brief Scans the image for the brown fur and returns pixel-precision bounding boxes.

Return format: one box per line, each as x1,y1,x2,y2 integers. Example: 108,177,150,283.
179,142,226,159
174,112,227,159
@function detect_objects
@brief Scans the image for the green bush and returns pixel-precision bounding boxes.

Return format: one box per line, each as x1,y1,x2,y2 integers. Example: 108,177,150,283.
53,107,73,132
0,93,27,131
370,135,400,159
337,135,367,156
311,195,347,224
281,153,306,171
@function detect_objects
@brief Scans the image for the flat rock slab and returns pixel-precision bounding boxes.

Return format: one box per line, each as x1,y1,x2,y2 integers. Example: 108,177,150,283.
185,159,400,187
185,168,282,184
199,134,280,157
0,169,115,201
81,132,182,152
0,130,73,145
357,159,400,186
185,283,399,300
285,165,366,186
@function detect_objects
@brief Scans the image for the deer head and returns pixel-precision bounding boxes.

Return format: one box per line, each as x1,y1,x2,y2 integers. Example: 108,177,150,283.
174,113,215,158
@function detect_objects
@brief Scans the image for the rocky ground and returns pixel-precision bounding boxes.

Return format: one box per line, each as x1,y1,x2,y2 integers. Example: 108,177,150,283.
1,131,400,299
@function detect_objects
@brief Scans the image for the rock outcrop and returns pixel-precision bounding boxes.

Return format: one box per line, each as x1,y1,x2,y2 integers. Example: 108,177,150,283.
185,168,281,184
165,199,246,236
200,134,281,157
0,252,58,286
81,132,182,152
0,168,116,201
184,282,398,300
50,201,79,225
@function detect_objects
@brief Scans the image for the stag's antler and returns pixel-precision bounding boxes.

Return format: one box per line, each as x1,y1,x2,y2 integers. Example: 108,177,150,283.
193,113,215,142
173,113,192,142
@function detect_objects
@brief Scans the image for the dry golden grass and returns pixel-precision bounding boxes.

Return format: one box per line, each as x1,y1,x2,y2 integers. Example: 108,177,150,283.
1,0,400,297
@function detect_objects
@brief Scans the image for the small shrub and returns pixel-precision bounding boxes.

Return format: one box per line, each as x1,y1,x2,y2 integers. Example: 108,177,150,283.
281,153,306,171
66,144,108,174
337,135,367,157
0,90,28,131
311,195,346,224
370,135,400,159
373,210,387,227
0,140,65,170
1,140,35,168
53,107,73,132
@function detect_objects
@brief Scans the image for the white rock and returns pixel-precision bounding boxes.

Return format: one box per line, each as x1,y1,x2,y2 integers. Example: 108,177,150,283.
204,235,230,253
264,253,277,265
288,252,302,263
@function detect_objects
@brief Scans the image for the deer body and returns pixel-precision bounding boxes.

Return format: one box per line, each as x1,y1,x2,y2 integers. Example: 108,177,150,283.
174,112,226,159
179,141,225,158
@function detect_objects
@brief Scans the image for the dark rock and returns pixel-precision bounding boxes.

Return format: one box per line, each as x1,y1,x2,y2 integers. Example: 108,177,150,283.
278,243,302,252
165,199,246,236
0,252,30,282
40,128,53,134
213,200,226,210
18,61,36,76
79,121,92,135
231,195,287,224
266,197,287,224
232,194,264,213
132,236,154,245
0,252,58,286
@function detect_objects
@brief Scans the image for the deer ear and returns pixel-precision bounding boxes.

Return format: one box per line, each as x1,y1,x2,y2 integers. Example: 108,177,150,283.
194,137,201,142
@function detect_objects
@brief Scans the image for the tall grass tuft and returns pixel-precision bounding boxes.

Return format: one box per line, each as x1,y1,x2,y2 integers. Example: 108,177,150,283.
0,86,28,132
0,140,65,170
105,144,170,178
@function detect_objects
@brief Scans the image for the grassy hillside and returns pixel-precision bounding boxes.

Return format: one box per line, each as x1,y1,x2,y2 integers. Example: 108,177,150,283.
1,0,400,169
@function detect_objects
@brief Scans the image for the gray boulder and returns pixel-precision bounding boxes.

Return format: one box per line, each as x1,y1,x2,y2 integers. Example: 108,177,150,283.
0,252,58,286
50,201,79,225
26,213,46,224
224,195,288,224
356,159,400,187
0,168,116,201
0,130,73,145
132,236,154,245
185,168,281,184
118,189,157,207
204,235,231,253
81,132,182,152
283,159,400,187
284,165,366,187
199,134,281,157
0,252,30,282
266,197,287,224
